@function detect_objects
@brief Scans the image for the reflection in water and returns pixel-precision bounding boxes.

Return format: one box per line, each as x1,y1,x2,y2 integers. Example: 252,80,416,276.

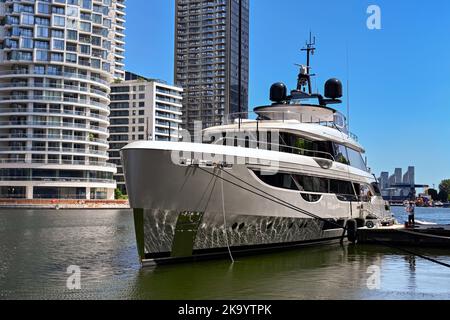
405,255,417,292
0,209,449,300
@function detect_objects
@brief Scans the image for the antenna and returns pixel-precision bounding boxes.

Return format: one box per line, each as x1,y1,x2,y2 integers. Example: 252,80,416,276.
301,32,316,71
346,43,350,130
298,32,316,94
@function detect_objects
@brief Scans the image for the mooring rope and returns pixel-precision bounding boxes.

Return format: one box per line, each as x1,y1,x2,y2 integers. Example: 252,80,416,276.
399,229,450,240
194,165,450,270
220,170,235,263
373,240,450,269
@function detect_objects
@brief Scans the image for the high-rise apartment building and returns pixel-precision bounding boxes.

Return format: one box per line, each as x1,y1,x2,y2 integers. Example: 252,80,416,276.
175,0,249,133
109,72,183,194
0,0,126,200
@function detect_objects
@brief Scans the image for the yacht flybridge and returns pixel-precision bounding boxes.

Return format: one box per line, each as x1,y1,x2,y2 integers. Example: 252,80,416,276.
122,39,392,265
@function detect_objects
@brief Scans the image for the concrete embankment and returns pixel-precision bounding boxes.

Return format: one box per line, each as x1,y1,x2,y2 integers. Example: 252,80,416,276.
0,199,130,210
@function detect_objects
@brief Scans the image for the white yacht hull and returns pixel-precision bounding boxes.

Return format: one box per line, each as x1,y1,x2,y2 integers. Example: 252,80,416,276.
122,142,379,265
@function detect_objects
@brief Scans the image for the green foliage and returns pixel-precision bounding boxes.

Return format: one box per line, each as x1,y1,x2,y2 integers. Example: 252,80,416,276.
427,188,439,201
439,179,450,194
438,190,449,203
438,180,450,202
114,188,128,200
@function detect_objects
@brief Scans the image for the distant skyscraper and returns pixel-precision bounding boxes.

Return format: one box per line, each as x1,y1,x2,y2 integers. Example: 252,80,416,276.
394,168,402,184
379,172,389,189
0,0,126,200
379,166,417,201
174,0,249,133
403,166,415,186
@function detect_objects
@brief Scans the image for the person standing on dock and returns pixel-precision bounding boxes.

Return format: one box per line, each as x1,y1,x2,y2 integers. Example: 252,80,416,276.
406,201,416,227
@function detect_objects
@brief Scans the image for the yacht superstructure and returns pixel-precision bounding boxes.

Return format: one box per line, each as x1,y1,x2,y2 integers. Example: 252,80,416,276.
122,39,392,265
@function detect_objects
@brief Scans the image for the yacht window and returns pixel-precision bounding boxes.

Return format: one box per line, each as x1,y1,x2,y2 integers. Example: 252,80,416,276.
334,143,350,165
292,137,314,156
330,179,357,201
260,172,297,190
253,171,357,202
371,182,382,196
356,184,373,202
347,148,367,171
279,133,334,160
296,175,328,193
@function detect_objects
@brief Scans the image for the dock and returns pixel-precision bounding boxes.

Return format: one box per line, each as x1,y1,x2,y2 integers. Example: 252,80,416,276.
357,224,450,247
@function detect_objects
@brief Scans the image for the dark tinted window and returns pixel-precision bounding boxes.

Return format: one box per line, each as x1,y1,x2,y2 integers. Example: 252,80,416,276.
254,172,297,191
371,182,382,196
253,171,357,202
280,133,334,160
296,175,328,193
330,179,354,196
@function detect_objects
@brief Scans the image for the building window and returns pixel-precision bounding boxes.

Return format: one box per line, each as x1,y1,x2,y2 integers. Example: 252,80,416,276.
53,39,64,51
80,21,91,32
38,3,50,14
22,14,34,25
36,50,49,61
66,53,77,63
20,38,33,49
36,26,49,38
80,44,90,55
53,16,65,27
51,53,63,62
52,29,64,38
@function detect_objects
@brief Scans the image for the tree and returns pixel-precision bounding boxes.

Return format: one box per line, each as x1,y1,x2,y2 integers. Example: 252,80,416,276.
438,190,449,203
114,188,128,200
438,180,450,203
439,179,450,194
427,188,439,201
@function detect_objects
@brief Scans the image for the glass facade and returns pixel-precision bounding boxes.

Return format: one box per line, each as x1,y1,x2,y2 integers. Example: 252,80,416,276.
175,0,249,133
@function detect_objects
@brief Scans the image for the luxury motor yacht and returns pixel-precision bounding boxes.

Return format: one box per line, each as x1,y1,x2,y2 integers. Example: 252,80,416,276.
122,40,392,265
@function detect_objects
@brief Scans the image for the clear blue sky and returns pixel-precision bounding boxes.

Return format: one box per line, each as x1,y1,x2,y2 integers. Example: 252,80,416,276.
125,0,450,188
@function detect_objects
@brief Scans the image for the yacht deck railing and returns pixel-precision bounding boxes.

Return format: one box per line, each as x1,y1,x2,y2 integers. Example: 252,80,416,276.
210,136,336,162
225,110,359,142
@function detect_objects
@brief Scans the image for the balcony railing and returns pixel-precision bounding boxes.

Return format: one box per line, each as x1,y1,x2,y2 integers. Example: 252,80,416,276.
0,176,116,184
0,70,110,86
0,108,109,121
0,121,108,133
0,133,108,145
0,83,109,98
0,95,109,109
0,159,116,168
0,147,108,157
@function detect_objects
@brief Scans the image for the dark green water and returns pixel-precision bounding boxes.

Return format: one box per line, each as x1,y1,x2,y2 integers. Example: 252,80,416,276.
0,207,449,300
